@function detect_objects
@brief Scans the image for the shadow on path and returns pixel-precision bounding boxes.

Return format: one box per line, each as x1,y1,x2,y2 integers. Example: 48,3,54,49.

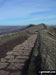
21,47,34,75
21,32,42,75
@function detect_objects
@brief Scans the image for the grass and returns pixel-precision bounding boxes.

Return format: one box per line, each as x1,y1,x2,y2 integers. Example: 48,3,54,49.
0,31,30,46
24,24,45,33
40,30,56,70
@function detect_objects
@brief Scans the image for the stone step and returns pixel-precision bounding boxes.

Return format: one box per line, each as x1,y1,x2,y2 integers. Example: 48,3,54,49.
5,56,29,63
0,70,9,75
13,49,31,52
0,35,37,75
8,59,26,63
7,63,24,70
13,45,25,50
5,55,14,59
16,56,29,59
10,71,21,75
6,51,14,55
0,58,8,63
7,52,30,56
12,51,30,54
6,50,31,56
0,63,8,69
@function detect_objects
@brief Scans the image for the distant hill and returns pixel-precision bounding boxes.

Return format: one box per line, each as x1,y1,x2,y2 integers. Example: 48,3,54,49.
24,23,47,33
0,24,47,35
26,24,35,28
51,25,56,28
0,26,25,35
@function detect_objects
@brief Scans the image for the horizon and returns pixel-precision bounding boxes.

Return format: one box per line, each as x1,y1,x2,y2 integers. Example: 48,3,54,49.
0,23,56,26
0,0,56,26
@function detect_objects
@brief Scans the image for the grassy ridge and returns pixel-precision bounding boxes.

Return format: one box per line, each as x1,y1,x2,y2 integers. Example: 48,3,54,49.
0,31,30,46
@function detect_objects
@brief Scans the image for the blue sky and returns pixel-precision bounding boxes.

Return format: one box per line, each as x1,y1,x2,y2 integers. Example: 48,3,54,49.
0,0,56,26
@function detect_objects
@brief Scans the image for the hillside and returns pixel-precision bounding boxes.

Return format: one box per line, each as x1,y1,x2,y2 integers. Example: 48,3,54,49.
27,24,56,75
24,23,47,33
0,24,56,75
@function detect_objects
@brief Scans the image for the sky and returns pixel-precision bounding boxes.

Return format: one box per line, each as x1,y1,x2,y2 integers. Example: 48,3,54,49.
0,0,56,26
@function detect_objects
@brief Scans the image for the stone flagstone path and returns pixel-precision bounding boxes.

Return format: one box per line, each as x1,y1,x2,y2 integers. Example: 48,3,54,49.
0,34,37,75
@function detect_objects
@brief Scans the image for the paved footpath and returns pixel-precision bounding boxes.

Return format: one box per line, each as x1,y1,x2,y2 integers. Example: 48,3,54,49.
0,34,37,75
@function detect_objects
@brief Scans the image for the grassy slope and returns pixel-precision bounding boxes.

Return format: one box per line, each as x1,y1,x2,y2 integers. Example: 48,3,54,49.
28,24,56,75
40,27,56,70
0,31,29,46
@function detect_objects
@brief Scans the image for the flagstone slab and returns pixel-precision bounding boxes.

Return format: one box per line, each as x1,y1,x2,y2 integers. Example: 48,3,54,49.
1,58,8,63
5,55,14,59
0,70,9,75
0,63,8,69
10,72,21,75
8,59,26,63
16,56,29,59
7,63,24,70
